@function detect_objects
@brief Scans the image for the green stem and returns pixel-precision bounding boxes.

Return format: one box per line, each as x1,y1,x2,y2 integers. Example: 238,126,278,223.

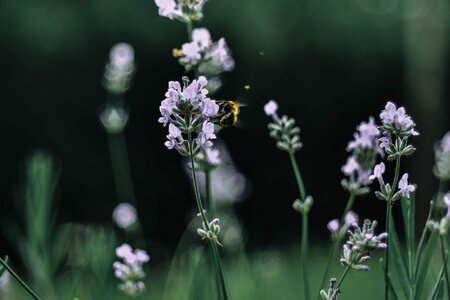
0,258,41,300
316,193,355,300
205,169,214,217
186,20,193,40
188,136,228,300
384,156,402,300
335,265,351,289
440,235,450,297
289,153,306,201
301,212,310,300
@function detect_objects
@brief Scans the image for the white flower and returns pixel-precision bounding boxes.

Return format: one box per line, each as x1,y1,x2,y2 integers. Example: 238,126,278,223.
398,173,415,198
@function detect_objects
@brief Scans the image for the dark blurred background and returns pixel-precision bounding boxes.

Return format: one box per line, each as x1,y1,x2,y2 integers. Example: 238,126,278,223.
0,0,448,262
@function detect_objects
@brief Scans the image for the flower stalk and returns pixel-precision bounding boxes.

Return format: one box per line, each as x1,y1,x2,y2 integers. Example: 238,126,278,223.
0,257,42,300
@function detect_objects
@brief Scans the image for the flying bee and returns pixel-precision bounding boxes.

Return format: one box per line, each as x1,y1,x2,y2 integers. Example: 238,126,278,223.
213,100,240,127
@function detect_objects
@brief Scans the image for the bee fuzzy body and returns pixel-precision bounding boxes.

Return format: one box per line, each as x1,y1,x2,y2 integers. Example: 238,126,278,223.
215,100,240,127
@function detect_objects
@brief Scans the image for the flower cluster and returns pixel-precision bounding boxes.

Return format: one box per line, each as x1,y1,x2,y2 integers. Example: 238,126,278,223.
341,117,381,195
340,219,387,271
428,193,450,235
378,102,417,161
155,0,207,22
264,100,302,153
158,76,219,156
103,43,135,94
434,132,450,181
197,218,222,245
113,244,150,297
174,28,234,79
327,211,358,241
320,278,340,300
370,162,416,201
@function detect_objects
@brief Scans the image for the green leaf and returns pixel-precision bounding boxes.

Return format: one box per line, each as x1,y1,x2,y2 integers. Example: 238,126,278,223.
416,231,438,298
400,192,415,281
428,266,444,300
388,217,410,298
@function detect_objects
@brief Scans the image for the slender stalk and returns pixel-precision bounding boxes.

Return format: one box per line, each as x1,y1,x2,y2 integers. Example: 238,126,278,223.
289,153,306,200
188,136,229,300
0,258,41,300
205,169,214,217
107,132,137,206
289,152,310,299
335,265,351,289
186,20,193,40
316,193,355,300
440,235,450,297
384,156,402,300
301,211,310,300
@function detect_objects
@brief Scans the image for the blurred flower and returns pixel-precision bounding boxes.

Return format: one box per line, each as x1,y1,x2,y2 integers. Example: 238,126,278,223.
113,244,149,297
187,142,250,203
265,100,302,154
434,131,450,181
175,28,234,78
158,76,219,156
397,173,415,198
340,219,387,271
292,196,313,214
155,0,207,22
99,105,129,134
341,117,381,195
428,193,450,235
112,203,137,229
103,43,135,94
264,100,278,118
327,211,359,241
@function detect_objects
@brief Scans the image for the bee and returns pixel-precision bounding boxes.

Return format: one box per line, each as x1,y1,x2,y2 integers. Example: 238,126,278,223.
214,100,240,127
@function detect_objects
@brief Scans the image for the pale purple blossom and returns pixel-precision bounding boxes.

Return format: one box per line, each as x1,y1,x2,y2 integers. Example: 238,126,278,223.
264,100,279,118
347,117,380,151
380,101,418,136
341,156,359,176
192,28,211,50
398,173,415,198
110,43,135,69
114,244,149,297
205,147,221,166
154,0,183,20
196,121,216,149
176,29,234,77
112,203,137,229
165,123,184,150
369,162,385,184
344,211,358,227
444,193,450,218
327,219,339,233
201,98,219,117
441,132,450,153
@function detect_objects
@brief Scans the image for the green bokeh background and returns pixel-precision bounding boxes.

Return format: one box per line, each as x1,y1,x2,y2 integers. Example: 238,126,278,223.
0,0,449,298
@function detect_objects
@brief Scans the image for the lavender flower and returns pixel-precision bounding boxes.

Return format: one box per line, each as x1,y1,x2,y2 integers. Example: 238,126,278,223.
158,76,219,156
369,162,385,185
265,99,302,153
397,173,415,198
174,28,234,77
103,43,135,94
154,0,207,22
434,131,450,181
341,118,381,195
112,203,137,229
378,102,417,160
340,219,387,271
113,244,149,297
